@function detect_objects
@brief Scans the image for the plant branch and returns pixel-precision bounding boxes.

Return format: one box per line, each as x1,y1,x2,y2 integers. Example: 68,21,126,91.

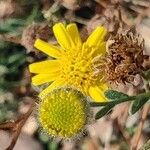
90,95,136,107
131,104,150,150
131,75,150,150
115,119,130,146
0,101,35,150
90,91,150,108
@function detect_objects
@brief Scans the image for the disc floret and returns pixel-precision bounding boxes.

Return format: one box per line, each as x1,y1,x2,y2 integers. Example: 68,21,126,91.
39,88,90,139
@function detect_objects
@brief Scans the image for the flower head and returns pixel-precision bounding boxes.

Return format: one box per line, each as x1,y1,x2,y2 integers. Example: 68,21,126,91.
39,88,90,139
29,23,108,102
105,29,149,84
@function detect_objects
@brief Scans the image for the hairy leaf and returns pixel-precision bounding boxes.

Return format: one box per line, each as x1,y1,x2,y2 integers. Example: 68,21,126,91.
130,93,150,114
104,90,129,100
95,103,115,119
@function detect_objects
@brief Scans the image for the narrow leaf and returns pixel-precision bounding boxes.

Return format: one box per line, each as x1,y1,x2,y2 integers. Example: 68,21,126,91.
95,103,115,119
95,96,136,119
130,93,150,114
104,90,129,100
90,96,135,107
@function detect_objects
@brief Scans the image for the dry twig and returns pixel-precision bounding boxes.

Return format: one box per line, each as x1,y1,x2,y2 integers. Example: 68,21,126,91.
131,104,150,150
116,118,130,146
0,101,35,150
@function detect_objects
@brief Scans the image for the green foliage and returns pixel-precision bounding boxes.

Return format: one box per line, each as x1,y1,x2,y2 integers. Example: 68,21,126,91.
0,41,26,92
104,90,129,100
93,90,150,119
48,141,58,150
0,0,45,147
0,41,25,122
130,93,150,114
38,131,59,150
90,90,130,108
0,19,25,34
94,95,134,119
95,102,115,119
38,132,49,144
0,100,18,122
126,126,136,136
0,0,43,34
0,0,149,149
0,0,44,91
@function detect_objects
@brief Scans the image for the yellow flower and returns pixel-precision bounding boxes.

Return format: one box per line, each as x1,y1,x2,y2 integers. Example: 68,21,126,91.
39,88,90,139
29,23,108,102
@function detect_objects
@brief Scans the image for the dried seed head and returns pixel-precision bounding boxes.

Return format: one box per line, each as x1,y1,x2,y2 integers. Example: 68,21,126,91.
105,29,149,84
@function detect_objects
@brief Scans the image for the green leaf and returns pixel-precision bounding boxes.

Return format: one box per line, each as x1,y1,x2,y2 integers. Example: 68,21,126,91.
38,131,49,143
0,65,8,76
0,18,25,33
95,96,136,119
104,90,129,100
90,96,136,107
25,4,41,25
130,93,150,114
95,103,115,119
48,141,58,150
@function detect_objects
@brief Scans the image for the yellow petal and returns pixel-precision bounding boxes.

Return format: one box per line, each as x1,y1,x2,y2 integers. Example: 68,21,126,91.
98,42,106,55
29,60,60,74
34,39,61,58
86,26,107,47
98,83,108,92
39,79,65,99
32,73,59,86
53,23,74,50
66,23,82,46
89,84,108,102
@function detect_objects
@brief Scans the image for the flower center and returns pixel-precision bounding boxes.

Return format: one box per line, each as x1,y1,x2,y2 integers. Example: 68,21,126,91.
39,88,89,138
60,46,102,93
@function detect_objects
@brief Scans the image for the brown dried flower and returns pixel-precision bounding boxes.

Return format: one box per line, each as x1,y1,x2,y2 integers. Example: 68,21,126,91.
105,29,149,84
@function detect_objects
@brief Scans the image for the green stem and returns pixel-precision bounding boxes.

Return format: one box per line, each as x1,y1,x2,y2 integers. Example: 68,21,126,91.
90,92,150,107
90,96,136,107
